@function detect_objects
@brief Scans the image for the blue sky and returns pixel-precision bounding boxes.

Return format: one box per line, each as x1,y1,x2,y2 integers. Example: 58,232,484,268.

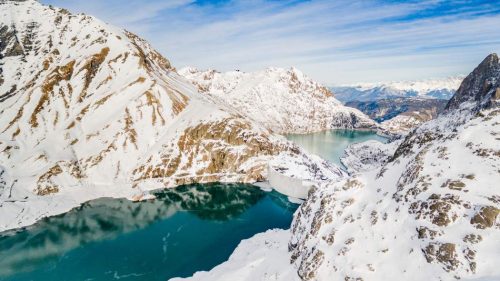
41,0,500,84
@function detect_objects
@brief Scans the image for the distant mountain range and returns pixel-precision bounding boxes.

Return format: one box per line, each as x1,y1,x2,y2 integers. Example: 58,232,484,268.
331,76,465,103
346,97,448,135
332,77,465,134
346,98,448,123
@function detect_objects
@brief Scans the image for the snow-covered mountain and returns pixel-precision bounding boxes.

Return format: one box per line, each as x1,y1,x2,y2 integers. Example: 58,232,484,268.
346,98,448,135
177,55,500,281
346,97,448,123
0,0,341,231
332,76,464,103
179,67,377,134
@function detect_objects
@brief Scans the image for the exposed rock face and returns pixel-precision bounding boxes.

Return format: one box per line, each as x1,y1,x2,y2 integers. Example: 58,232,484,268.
179,67,377,134
288,55,500,280
133,117,283,186
0,25,24,58
0,0,338,231
446,53,500,111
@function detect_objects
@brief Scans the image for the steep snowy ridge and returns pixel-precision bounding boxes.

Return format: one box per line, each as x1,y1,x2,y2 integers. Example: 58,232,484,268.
179,67,377,134
332,76,464,103
0,0,340,231
289,55,500,280
178,56,499,281
340,139,401,175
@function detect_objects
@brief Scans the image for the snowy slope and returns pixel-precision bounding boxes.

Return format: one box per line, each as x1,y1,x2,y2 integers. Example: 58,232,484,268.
179,67,377,134
290,55,500,280
290,109,499,280
332,76,464,103
340,139,401,175
170,229,300,281
0,0,341,231
380,114,425,135
178,56,500,281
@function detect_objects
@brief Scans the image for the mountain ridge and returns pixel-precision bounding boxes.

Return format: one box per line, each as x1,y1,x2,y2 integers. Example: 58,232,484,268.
446,53,500,111
179,67,378,134
331,76,464,103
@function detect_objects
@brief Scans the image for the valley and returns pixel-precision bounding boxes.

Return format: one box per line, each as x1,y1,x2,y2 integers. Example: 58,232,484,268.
333,77,463,135
0,1,498,281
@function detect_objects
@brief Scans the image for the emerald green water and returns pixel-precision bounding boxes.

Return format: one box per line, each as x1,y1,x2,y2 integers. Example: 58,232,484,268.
286,129,387,167
0,183,298,281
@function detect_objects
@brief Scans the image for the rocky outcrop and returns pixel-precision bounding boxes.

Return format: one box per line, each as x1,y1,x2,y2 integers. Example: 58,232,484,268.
380,114,423,135
0,25,24,58
446,53,500,111
179,67,377,134
340,139,400,174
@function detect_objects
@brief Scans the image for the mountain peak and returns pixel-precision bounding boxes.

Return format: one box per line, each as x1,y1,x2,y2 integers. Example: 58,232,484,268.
482,52,498,64
180,67,377,134
445,53,500,111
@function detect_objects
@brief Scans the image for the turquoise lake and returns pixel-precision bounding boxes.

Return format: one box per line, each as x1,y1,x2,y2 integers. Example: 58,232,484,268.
286,129,387,167
0,183,298,281
0,130,384,281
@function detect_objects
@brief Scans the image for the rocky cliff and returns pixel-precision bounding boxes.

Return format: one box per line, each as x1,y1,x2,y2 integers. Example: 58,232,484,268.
446,53,500,111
